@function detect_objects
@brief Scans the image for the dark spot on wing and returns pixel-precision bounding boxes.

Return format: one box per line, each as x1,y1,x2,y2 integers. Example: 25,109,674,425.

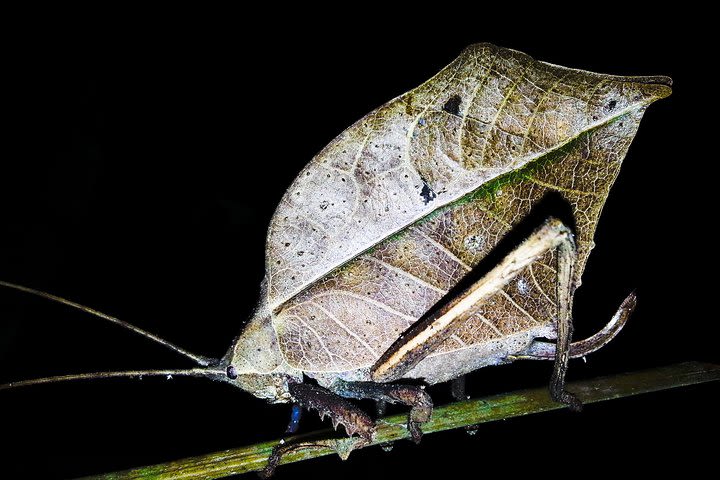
420,177,437,204
442,95,462,116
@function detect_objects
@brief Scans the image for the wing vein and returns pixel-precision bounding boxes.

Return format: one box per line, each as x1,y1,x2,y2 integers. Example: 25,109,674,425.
365,256,448,294
310,301,379,358
499,290,542,325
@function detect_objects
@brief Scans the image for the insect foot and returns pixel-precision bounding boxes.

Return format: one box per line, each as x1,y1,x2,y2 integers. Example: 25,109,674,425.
550,374,583,412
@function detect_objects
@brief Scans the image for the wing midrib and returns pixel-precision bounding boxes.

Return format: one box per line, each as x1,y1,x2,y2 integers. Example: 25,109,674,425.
269,103,645,314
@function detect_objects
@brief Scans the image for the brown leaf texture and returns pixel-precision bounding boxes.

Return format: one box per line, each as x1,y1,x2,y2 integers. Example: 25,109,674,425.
262,44,670,382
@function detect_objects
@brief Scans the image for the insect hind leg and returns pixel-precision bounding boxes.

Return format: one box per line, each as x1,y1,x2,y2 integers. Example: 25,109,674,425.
370,218,582,411
549,219,582,411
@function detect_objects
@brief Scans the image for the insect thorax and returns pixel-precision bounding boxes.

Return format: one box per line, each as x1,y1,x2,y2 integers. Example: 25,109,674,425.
225,309,300,403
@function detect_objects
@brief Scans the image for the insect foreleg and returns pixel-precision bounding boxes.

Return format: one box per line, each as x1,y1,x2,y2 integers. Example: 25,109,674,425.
287,382,375,439
262,382,375,477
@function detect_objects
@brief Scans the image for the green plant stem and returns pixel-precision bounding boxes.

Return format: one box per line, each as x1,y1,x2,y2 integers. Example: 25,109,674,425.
86,362,719,480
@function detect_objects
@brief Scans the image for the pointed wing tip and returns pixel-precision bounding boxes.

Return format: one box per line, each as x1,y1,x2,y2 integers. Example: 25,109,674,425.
652,76,673,88
630,75,673,101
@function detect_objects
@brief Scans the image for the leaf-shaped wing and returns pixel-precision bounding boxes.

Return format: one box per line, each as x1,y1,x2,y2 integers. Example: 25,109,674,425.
264,44,669,312
265,44,670,376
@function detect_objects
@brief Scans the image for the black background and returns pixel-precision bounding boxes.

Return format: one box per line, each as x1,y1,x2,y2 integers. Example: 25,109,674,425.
1,12,716,479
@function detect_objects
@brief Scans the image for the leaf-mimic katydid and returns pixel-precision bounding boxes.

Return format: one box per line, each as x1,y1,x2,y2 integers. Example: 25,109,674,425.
1,43,671,476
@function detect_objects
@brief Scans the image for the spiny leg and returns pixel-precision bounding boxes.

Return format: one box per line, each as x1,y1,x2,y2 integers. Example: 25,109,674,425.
287,383,375,438
332,380,432,443
371,218,581,410
262,382,375,477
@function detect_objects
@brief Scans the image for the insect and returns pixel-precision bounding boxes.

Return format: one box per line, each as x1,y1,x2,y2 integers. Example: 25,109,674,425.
1,43,671,476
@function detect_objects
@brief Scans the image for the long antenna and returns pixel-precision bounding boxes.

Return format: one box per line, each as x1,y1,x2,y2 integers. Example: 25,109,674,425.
0,280,216,367
0,368,226,390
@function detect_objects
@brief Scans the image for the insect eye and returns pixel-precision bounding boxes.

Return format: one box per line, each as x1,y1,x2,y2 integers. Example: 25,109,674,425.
226,365,238,379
